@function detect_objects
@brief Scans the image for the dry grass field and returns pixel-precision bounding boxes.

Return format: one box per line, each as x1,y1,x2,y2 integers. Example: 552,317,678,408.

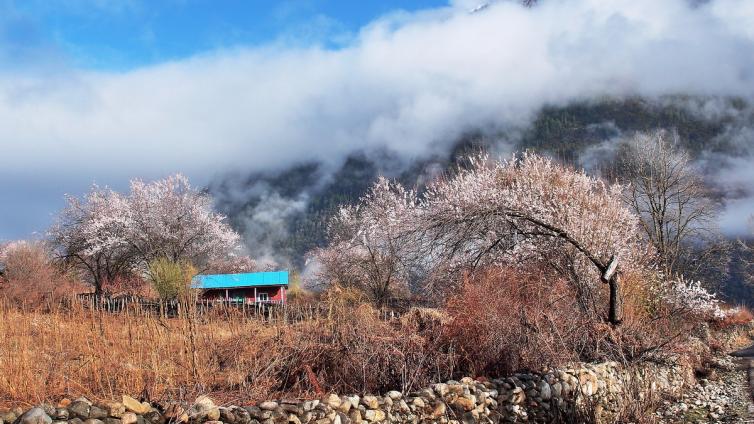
0,297,453,409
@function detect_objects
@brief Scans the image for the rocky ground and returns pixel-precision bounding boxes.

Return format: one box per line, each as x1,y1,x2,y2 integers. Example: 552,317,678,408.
656,355,754,423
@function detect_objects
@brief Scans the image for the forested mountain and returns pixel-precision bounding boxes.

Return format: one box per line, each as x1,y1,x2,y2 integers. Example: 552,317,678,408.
210,95,754,302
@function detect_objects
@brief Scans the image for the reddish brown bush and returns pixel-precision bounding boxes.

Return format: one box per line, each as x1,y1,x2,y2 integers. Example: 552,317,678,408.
101,274,153,297
0,241,79,306
442,266,598,376
712,306,754,330
441,265,700,376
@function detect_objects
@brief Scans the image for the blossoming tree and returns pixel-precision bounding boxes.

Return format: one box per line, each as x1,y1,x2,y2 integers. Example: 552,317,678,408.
50,174,240,294
311,177,419,306
417,153,647,324
49,186,134,294
316,153,648,324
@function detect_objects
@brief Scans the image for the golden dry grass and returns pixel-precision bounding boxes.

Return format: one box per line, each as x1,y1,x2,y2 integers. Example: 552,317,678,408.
0,301,264,407
0,298,452,409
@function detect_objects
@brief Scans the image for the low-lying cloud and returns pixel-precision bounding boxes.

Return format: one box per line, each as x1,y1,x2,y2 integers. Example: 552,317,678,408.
1,0,753,240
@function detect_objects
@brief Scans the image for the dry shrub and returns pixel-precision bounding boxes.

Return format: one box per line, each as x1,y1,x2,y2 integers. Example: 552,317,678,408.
210,302,454,399
593,269,705,362
443,266,598,376
713,306,754,330
442,265,698,377
0,298,456,408
0,241,79,306
101,275,153,297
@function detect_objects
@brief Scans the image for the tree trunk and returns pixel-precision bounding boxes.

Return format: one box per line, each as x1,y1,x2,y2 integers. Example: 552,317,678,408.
608,275,622,325
94,275,103,296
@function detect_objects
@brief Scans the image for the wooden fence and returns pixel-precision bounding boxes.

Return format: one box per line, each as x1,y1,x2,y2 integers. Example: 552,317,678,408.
74,293,403,323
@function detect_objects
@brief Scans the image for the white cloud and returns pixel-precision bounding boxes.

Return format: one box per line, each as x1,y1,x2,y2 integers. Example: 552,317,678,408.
1,0,754,238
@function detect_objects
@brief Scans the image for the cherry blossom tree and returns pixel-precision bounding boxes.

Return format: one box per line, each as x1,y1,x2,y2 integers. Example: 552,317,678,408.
49,186,134,294
311,177,419,307
416,153,647,324
50,174,240,294
204,255,258,274
316,153,648,324
127,174,240,270
659,275,727,321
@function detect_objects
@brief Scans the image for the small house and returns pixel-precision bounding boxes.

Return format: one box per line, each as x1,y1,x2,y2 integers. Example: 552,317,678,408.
192,271,289,304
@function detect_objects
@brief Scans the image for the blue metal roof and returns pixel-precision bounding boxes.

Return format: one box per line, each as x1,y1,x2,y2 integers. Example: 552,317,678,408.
192,271,289,289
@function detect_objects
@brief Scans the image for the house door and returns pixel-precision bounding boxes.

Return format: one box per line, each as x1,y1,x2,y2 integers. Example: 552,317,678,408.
257,292,269,303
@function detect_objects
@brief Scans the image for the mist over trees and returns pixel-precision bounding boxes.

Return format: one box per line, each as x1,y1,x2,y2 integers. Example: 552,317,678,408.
208,95,754,304
616,130,730,288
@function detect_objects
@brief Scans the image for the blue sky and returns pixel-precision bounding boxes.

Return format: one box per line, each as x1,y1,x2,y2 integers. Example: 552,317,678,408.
3,0,447,70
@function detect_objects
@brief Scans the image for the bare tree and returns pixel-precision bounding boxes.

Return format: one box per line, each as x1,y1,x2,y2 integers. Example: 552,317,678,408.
617,130,730,286
741,215,754,285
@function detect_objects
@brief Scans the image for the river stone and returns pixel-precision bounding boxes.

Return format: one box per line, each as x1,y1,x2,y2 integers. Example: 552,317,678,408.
229,407,250,424
100,402,125,419
104,419,122,424
88,407,107,420
258,401,278,412
54,409,69,420
386,391,402,400
324,394,341,409
122,397,149,415
363,410,385,422
74,399,92,407
69,401,91,419
120,413,137,424
38,405,55,418
188,396,219,421
18,407,52,424
143,410,164,424
83,419,104,424
280,404,302,416
287,414,301,424
243,407,263,419
361,396,379,410
337,398,352,414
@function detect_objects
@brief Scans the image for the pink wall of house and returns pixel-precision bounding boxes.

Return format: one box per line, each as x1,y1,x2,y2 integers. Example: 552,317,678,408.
199,285,286,303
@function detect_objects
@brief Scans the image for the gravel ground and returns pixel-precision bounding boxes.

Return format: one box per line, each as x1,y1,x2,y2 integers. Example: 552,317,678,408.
656,355,753,423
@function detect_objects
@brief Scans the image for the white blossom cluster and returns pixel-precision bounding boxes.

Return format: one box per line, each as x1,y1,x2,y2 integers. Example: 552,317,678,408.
311,177,419,302
660,276,731,321
418,153,647,286
0,240,34,265
50,174,240,287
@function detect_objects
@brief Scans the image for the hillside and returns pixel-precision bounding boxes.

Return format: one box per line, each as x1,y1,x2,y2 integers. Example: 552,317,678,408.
209,95,754,302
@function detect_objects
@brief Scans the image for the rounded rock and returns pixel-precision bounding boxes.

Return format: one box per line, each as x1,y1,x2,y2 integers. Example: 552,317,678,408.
18,407,52,424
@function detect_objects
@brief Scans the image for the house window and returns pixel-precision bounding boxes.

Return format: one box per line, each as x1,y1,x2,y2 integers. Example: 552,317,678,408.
257,292,269,302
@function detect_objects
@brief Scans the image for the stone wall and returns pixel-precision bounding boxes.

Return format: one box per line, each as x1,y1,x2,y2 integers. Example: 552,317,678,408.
0,359,694,424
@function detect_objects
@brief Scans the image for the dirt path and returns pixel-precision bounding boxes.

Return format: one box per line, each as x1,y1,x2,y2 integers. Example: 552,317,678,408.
655,354,753,423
